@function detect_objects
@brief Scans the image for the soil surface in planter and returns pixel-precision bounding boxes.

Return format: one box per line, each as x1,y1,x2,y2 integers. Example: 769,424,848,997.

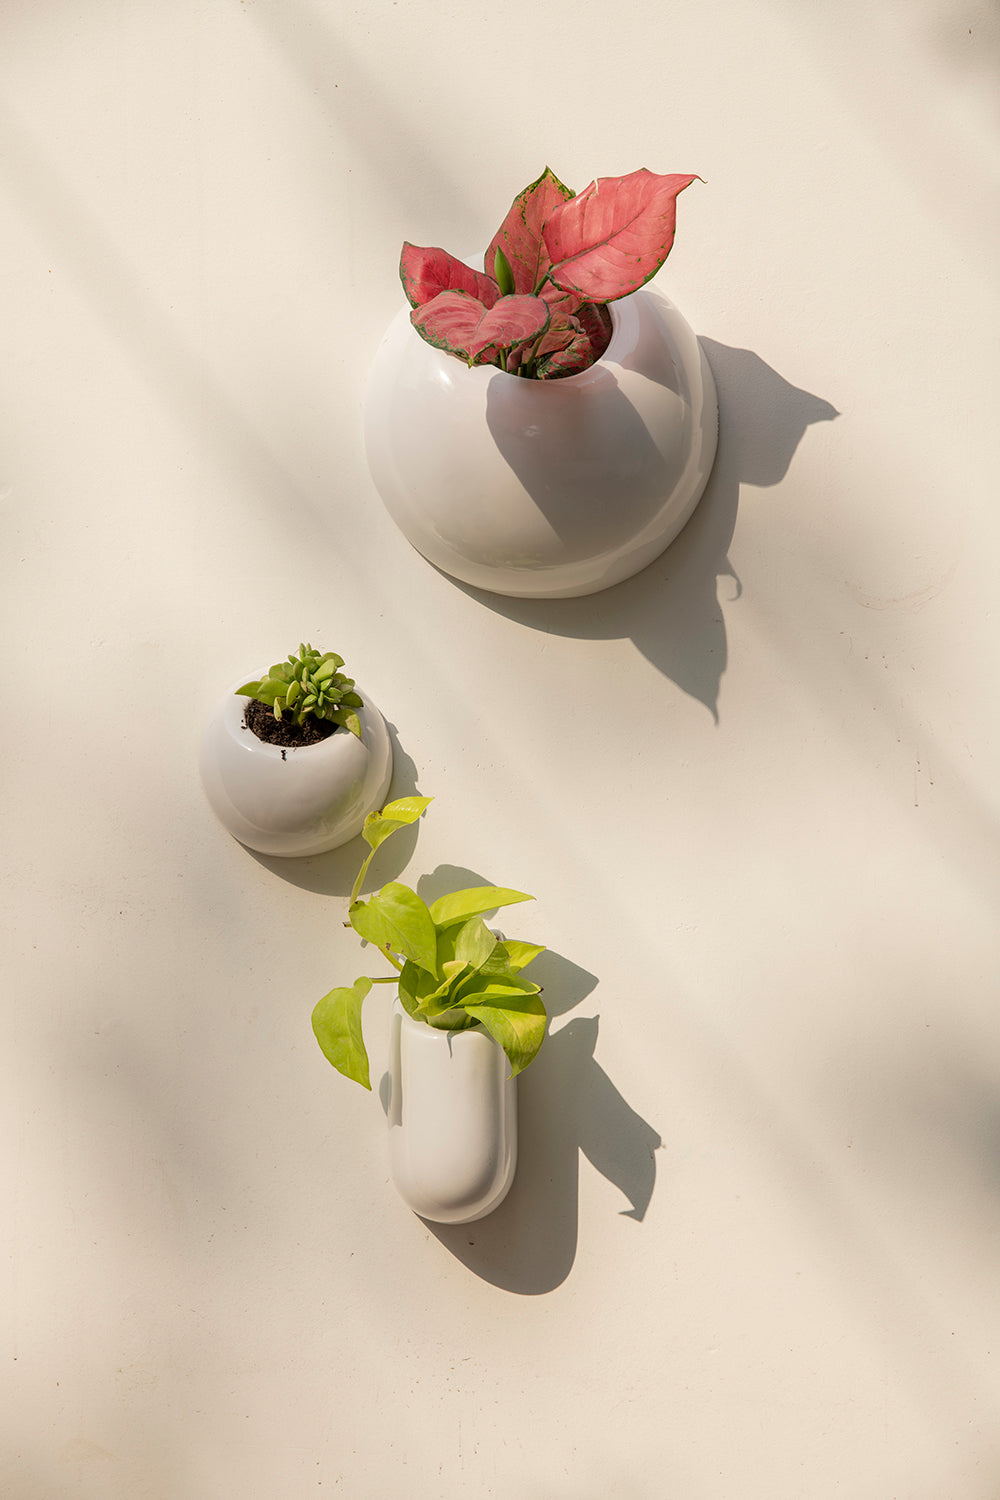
243,698,338,749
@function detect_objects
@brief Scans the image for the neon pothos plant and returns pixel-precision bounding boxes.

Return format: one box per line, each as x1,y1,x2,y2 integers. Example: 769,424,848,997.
401,166,697,380
312,798,546,1088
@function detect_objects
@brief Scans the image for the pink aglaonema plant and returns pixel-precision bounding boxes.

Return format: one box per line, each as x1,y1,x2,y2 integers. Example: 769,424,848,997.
400,167,697,381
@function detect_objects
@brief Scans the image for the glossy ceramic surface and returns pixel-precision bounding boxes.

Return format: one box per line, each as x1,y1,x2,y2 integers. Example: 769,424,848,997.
199,683,393,857
365,285,718,598
387,1003,517,1223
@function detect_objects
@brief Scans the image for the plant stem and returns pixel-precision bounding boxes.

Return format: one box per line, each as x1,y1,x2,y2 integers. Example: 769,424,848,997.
350,848,377,907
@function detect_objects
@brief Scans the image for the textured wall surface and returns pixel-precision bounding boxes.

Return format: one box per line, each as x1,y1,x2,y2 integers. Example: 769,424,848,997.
2,2,999,1496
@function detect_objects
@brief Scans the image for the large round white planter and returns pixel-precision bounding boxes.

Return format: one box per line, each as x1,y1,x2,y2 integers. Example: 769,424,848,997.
365,284,718,599
200,684,393,857
386,1003,517,1223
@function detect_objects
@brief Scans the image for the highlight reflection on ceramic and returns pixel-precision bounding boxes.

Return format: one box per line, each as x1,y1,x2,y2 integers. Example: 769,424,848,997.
365,286,718,598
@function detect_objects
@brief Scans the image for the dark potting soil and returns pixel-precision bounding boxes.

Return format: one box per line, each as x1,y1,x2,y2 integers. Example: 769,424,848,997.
242,698,338,749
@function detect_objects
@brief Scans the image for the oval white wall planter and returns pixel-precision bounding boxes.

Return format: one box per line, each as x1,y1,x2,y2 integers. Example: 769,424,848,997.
365,284,718,599
386,1003,517,1223
199,684,393,857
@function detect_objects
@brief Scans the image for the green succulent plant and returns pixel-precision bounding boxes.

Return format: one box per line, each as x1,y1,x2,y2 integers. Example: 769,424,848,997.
236,643,364,737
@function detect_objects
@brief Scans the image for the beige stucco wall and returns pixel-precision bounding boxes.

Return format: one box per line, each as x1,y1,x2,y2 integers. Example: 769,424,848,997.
2,2,998,1494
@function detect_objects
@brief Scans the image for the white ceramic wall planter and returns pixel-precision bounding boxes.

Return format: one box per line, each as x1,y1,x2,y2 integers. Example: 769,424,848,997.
386,1003,517,1223
200,684,393,857
365,284,718,599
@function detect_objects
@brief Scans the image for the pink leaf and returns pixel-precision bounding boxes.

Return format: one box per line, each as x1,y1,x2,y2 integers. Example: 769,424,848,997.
533,311,580,361
543,170,697,303
467,295,551,360
532,304,613,378
539,280,582,321
537,329,597,380
399,242,499,310
575,301,613,362
411,291,549,364
485,167,575,297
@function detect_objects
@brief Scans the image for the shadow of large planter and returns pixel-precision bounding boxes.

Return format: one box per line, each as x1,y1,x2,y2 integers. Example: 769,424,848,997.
454,341,839,719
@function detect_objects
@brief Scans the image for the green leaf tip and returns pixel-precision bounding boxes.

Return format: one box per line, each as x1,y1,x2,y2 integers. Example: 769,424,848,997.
493,244,516,297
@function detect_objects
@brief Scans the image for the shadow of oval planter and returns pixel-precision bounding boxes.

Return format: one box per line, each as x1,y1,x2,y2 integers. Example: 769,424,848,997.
387,1002,517,1223
200,684,393,857
365,285,718,599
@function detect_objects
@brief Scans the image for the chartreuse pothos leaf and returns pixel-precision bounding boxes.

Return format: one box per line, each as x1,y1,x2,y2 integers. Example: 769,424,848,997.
499,938,545,974
350,883,438,973
350,797,433,905
311,977,373,1089
429,886,534,929
453,915,498,971
454,951,539,1005
362,797,433,855
463,990,548,1077
416,962,474,1018
396,960,419,1018
399,959,479,1029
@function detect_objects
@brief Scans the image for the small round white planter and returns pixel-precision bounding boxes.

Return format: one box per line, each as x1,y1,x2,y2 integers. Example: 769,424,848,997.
365,284,718,599
200,684,393,857
386,1003,517,1223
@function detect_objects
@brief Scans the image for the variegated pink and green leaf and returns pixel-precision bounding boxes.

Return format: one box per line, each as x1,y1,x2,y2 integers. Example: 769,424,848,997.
576,301,613,362
530,304,613,379
410,290,549,365
533,310,581,361
537,329,598,380
544,169,697,303
399,242,499,310
485,166,574,297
